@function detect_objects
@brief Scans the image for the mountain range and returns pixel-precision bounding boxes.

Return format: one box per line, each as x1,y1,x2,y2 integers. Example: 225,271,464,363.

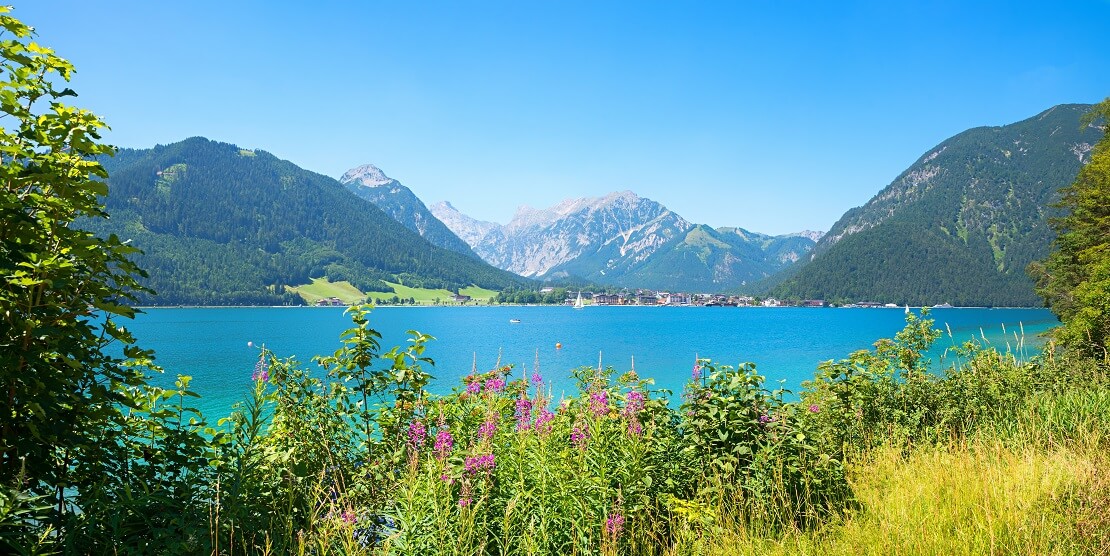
86,103,1103,307
423,191,819,291
772,103,1103,306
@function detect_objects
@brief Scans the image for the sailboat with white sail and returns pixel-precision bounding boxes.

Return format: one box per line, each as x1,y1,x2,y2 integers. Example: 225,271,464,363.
573,291,585,310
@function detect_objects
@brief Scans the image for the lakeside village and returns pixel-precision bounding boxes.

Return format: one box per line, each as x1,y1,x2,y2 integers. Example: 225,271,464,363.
314,287,941,309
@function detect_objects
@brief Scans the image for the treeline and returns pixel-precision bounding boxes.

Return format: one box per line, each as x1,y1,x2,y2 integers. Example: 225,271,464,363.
495,286,571,304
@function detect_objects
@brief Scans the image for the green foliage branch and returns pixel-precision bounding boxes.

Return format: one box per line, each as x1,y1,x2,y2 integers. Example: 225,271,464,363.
1032,98,1110,357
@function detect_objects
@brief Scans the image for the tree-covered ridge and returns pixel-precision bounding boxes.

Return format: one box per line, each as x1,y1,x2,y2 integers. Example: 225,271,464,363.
776,103,1104,306
89,138,526,304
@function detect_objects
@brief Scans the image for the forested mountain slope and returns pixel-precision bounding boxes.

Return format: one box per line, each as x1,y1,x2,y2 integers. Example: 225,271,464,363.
774,103,1103,306
89,138,524,305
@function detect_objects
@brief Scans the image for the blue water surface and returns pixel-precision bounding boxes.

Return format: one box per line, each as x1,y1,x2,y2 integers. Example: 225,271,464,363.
126,306,1057,418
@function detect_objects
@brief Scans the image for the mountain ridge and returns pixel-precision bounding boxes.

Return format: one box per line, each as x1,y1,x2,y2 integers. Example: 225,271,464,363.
88,138,524,305
431,192,820,291
775,103,1103,306
339,163,480,259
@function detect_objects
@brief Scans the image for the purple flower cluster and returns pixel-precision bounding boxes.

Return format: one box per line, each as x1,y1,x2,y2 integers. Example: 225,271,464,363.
477,418,497,441
531,372,543,386
534,407,555,433
605,513,624,538
408,420,427,449
252,356,269,382
466,381,481,395
691,361,702,381
434,428,454,459
759,414,778,424
571,426,589,450
484,377,505,392
627,420,643,437
624,391,645,414
808,404,820,413
464,453,495,474
515,397,533,431
623,391,647,437
589,390,609,417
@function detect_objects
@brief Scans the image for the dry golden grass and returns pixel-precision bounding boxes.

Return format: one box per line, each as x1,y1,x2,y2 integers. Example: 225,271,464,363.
669,440,1109,556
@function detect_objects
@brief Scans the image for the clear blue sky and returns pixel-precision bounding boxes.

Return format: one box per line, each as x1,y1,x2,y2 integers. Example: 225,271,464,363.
17,1,1110,235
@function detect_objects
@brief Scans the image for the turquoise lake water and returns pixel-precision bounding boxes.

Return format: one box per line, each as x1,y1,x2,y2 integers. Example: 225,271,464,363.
126,306,1057,419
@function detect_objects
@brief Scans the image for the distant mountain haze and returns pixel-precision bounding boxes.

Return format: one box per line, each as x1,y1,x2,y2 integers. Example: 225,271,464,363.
430,191,820,291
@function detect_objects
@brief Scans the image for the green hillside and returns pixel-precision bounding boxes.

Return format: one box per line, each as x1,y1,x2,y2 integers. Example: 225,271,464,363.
89,138,526,305
775,104,1104,306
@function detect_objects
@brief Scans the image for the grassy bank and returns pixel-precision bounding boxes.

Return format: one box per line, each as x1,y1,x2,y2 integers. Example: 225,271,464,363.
286,277,499,305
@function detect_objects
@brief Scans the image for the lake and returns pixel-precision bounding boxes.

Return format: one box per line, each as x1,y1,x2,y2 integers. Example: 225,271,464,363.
126,306,1057,418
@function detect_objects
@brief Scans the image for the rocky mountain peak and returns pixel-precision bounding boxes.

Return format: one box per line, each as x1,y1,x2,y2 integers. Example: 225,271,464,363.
787,230,826,242
340,164,394,188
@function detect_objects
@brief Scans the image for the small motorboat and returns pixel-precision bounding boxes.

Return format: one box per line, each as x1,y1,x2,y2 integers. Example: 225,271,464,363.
509,319,521,324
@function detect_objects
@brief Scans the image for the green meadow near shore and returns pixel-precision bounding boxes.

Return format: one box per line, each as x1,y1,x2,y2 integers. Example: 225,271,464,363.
288,277,498,305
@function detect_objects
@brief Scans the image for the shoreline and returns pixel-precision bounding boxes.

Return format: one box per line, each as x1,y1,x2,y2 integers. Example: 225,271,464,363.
132,304,1046,310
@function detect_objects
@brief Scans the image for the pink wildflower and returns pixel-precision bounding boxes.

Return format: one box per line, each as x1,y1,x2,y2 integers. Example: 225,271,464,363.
605,513,624,538
534,407,555,433
434,428,454,459
408,420,427,449
515,397,533,431
484,377,505,392
589,390,609,416
571,426,589,450
464,453,495,474
252,356,269,382
477,418,497,440
624,391,645,414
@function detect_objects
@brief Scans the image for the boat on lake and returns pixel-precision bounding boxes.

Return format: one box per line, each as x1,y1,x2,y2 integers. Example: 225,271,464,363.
573,292,584,310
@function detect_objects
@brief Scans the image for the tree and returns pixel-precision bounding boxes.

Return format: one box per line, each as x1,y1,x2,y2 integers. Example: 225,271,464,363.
1032,97,1110,356
0,6,151,539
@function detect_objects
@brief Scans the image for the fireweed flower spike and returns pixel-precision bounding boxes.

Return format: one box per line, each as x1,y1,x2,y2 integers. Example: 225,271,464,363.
485,377,505,393
589,390,609,417
534,406,555,433
515,397,533,431
571,426,589,450
809,404,821,413
434,428,454,460
624,391,645,414
251,352,269,382
477,418,497,441
408,420,427,450
605,513,625,538
464,453,495,474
